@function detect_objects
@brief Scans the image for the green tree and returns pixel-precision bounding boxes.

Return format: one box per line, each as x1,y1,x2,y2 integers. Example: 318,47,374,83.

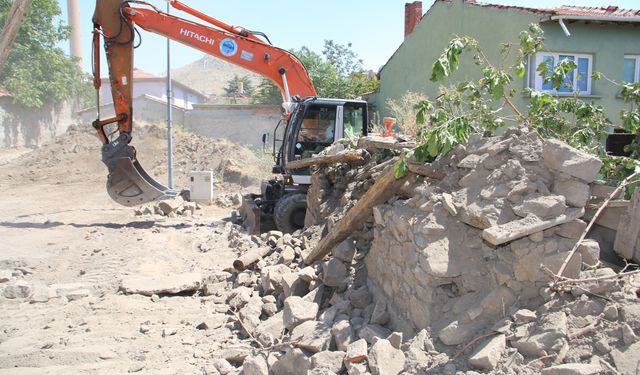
252,77,282,105
0,0,89,108
292,41,379,99
223,74,255,97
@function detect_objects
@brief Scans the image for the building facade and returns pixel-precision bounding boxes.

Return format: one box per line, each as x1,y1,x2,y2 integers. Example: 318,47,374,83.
100,69,207,110
373,0,640,126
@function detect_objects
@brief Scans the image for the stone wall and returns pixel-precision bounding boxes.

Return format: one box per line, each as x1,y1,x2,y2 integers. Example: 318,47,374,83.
0,98,74,148
363,127,604,343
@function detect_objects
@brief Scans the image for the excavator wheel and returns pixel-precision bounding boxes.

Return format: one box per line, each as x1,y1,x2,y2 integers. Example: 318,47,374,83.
274,193,307,233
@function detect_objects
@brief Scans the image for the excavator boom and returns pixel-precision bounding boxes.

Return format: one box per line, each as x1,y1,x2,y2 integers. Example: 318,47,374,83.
92,0,317,206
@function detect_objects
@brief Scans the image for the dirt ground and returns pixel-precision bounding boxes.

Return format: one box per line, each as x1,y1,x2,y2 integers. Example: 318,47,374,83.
0,126,261,374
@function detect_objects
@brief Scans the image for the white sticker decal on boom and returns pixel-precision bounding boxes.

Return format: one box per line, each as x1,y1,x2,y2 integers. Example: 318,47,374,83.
179,28,215,46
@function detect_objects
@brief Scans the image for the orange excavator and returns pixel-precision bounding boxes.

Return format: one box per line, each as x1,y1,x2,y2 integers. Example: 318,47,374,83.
92,0,369,232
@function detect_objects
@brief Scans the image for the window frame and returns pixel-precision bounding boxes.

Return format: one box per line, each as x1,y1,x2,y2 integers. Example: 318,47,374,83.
623,55,640,83
529,52,593,95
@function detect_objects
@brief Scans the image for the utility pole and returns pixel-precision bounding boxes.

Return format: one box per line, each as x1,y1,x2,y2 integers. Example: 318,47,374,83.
166,1,174,189
0,0,33,73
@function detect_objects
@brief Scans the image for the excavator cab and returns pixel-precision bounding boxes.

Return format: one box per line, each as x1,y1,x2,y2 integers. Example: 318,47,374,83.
243,97,368,233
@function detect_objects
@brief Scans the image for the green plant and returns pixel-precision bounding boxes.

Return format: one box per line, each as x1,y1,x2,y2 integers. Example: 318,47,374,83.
394,23,640,192
0,0,88,108
386,91,428,138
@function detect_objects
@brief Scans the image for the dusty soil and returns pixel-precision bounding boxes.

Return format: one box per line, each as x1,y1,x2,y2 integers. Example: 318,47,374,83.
0,126,261,374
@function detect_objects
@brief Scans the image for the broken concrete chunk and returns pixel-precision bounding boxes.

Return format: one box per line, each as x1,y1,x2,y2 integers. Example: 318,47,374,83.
271,348,311,375
310,351,345,374
468,334,506,370
441,193,458,216
281,272,309,298
610,341,640,375
298,266,317,282
368,338,406,375
3,280,31,299
482,208,585,246
334,239,357,263
577,240,600,267
120,273,202,296
370,299,389,325
540,363,602,375
513,194,567,219
555,220,587,239
323,259,348,288
438,320,476,346
359,324,392,345
157,196,184,215
552,179,591,208
349,286,372,309
283,296,319,331
344,338,368,364
290,321,332,353
458,153,489,169
242,355,269,375
332,319,356,351
543,139,602,182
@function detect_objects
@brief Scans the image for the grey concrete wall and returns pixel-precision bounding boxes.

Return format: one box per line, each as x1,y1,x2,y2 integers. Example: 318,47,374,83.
0,98,74,148
184,104,282,149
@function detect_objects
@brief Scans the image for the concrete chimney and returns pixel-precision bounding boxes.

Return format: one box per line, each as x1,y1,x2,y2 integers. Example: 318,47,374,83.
404,1,423,38
67,0,82,67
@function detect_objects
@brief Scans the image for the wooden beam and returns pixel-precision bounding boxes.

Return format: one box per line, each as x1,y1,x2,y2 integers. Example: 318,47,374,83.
0,0,33,72
303,166,408,264
357,136,416,152
233,247,271,271
287,149,367,170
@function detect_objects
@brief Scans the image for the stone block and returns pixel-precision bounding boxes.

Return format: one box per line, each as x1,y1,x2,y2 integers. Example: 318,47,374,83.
611,341,640,375
281,272,309,298
468,334,506,370
349,286,372,309
120,273,202,296
332,319,356,351
335,239,356,263
553,179,591,208
543,139,602,182
368,338,406,375
577,239,600,266
359,324,392,345
272,348,311,375
310,351,345,374
290,321,332,353
540,363,602,375
3,280,31,299
513,194,567,219
0,269,12,283
283,296,319,331
242,355,269,375
323,259,348,288
555,220,587,239
344,339,368,364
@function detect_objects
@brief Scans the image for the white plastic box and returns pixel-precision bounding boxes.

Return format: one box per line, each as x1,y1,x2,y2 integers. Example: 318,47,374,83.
189,171,214,204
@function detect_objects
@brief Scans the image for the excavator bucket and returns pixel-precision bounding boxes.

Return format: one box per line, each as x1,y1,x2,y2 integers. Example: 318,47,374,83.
102,139,177,206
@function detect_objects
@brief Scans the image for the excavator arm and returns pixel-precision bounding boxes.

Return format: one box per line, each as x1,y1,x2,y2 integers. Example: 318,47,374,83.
92,0,317,206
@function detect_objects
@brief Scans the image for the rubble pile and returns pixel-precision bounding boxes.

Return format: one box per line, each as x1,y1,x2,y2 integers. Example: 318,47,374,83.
134,195,202,217
194,127,640,374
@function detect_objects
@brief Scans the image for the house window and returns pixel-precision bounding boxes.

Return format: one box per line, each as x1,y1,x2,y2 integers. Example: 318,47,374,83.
529,52,593,95
624,55,640,83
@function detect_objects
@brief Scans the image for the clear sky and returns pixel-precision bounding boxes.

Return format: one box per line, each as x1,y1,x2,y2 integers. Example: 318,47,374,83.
58,0,639,75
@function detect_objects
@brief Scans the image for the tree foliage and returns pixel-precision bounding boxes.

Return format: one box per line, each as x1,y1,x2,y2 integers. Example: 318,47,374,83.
396,23,639,191
0,0,90,108
252,77,282,105
223,74,255,97
292,40,379,99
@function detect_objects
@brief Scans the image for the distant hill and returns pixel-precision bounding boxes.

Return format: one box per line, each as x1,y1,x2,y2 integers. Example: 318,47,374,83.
170,55,261,99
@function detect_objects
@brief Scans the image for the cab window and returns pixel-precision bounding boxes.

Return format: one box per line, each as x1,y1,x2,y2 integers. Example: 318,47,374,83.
297,106,336,144
343,104,365,137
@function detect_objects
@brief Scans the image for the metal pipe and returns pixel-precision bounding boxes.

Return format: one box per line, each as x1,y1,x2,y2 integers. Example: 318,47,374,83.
166,2,174,189
558,18,571,37
550,15,640,23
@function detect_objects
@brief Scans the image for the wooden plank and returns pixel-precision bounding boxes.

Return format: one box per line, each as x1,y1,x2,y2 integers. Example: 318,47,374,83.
407,161,446,180
0,0,33,71
482,208,585,246
614,189,640,260
303,166,408,264
357,136,415,152
583,205,627,231
287,149,367,170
